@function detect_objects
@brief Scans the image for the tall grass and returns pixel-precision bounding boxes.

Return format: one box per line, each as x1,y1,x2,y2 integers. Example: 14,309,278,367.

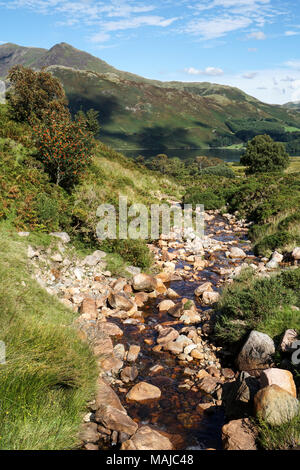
0,225,97,449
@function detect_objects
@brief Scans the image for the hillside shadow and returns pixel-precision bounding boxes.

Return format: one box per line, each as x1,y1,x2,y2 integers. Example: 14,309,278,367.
67,93,120,125
136,125,196,150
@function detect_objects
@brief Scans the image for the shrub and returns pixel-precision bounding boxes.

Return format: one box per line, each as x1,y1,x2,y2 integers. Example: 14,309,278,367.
32,109,94,188
241,134,289,174
214,268,299,346
201,164,236,178
184,188,225,210
99,238,153,269
6,66,67,123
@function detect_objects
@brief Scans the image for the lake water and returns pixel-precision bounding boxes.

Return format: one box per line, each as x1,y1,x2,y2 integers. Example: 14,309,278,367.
117,148,245,163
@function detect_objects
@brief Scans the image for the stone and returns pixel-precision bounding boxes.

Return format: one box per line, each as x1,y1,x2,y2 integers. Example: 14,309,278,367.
237,330,275,374
222,418,257,450
222,371,260,420
281,329,298,352
100,356,123,374
95,378,125,412
108,292,134,311
198,375,219,394
134,292,149,307
194,282,213,297
83,250,106,266
51,253,63,262
166,288,180,299
95,405,138,436
126,266,141,276
84,443,99,450
260,368,296,398
292,247,300,260
74,268,83,280
127,345,140,362
78,422,99,444
157,327,179,345
202,291,220,305
121,366,138,383
97,322,123,337
50,232,70,243
80,298,98,317
93,336,114,357
18,231,29,237
132,273,157,292
254,384,299,425
157,299,175,312
222,368,235,380
114,343,126,360
229,247,247,259
121,426,173,450
27,245,39,259
164,340,184,355
127,382,161,402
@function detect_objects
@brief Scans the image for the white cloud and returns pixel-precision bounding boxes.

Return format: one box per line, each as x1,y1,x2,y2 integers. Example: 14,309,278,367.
243,72,257,79
184,16,252,40
285,60,300,70
185,66,224,76
246,31,267,40
285,31,300,36
248,47,258,52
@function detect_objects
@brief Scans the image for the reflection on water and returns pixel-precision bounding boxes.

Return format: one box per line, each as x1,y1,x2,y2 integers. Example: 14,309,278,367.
117,148,244,162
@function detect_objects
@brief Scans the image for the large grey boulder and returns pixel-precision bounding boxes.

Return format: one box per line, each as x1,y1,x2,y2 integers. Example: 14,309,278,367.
237,330,275,375
50,232,70,243
254,384,299,425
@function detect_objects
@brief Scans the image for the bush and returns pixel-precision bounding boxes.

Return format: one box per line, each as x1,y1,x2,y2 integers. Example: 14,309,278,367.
214,268,299,346
184,187,226,210
201,164,236,178
33,109,94,188
99,238,153,269
6,66,66,123
241,134,289,174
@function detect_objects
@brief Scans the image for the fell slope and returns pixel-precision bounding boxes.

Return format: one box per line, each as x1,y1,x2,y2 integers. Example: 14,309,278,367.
1,42,300,150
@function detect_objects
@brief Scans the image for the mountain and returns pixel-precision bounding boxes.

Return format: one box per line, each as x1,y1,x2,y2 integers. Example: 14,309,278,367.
283,101,300,112
1,42,300,151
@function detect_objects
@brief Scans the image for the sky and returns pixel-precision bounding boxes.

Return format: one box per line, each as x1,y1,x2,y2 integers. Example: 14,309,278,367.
0,0,299,104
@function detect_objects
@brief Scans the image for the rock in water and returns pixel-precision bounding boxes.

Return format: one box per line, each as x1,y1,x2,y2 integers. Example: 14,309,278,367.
229,247,247,259
237,330,275,374
222,418,257,450
127,382,161,402
121,426,173,450
132,273,157,292
254,384,299,425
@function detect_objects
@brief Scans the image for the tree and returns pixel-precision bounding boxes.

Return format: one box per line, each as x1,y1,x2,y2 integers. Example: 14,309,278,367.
241,134,289,174
6,65,67,122
75,109,100,136
32,109,93,188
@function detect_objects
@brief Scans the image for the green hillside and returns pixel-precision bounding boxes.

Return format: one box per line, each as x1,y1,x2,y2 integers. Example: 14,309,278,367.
1,42,300,151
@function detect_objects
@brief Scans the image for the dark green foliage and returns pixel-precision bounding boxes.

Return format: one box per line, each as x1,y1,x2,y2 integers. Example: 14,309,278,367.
214,268,300,346
99,238,153,269
6,65,66,122
254,232,300,256
241,134,289,174
184,188,225,210
201,164,236,178
75,108,100,136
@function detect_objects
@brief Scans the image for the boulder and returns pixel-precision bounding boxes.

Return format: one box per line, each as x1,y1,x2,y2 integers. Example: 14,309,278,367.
229,247,247,259
198,375,219,394
121,426,173,450
157,327,179,345
83,250,106,266
292,247,300,260
121,366,138,383
281,329,298,352
157,299,175,312
27,245,39,259
95,405,138,435
108,292,134,311
97,322,123,337
222,371,260,419
260,368,296,398
80,298,98,317
237,330,275,374
132,273,157,292
254,384,299,425
93,336,114,357
266,251,283,269
78,422,99,444
50,232,70,243
95,378,125,412
202,291,220,305
127,382,161,402
194,282,213,297
222,418,257,450
127,345,140,362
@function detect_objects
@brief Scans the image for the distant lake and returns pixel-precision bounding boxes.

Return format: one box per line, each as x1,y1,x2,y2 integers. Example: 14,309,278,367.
117,148,245,162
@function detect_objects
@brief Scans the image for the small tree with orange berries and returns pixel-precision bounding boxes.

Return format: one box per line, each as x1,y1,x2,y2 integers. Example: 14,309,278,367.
32,109,93,188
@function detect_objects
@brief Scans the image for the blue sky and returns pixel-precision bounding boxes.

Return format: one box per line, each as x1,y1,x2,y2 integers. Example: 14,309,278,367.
0,0,299,104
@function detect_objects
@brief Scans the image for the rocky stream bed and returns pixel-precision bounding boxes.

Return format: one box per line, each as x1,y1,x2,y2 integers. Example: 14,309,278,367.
26,210,300,451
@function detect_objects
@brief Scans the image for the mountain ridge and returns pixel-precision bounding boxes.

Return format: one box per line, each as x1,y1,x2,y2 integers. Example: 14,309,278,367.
1,42,300,151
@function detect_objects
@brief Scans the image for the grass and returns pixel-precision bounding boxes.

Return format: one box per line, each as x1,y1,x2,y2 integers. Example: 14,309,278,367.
214,267,300,347
257,413,300,450
0,223,98,449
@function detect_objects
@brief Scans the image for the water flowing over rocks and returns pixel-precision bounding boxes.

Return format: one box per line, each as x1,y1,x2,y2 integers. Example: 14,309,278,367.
26,209,299,450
